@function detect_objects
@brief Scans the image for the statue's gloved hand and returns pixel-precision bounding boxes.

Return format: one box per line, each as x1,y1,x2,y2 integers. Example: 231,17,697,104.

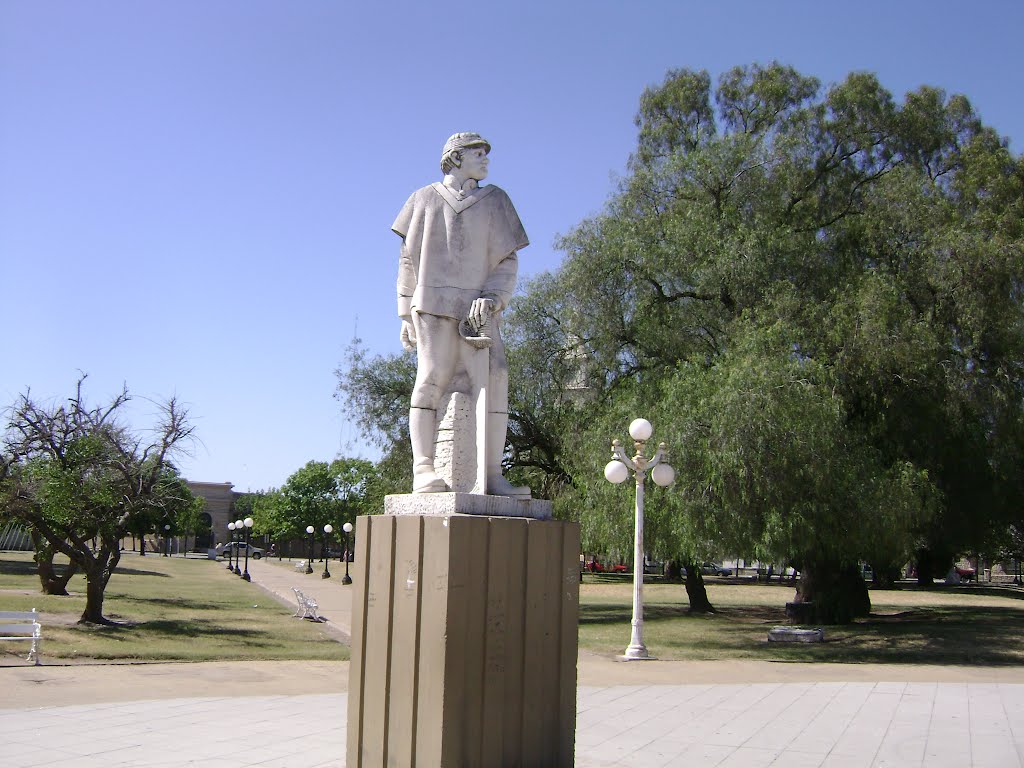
400,319,417,351
468,297,497,333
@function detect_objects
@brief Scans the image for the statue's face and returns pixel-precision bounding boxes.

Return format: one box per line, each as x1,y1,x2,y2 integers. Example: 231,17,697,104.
459,146,489,181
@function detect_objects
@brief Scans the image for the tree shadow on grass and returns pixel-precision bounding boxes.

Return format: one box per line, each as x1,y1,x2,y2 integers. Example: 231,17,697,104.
579,603,687,625
951,585,1024,601
111,566,171,578
579,602,784,626
111,595,228,611
665,605,1024,667
0,558,170,579
0,559,43,577
72,617,279,645
582,598,1024,667
872,582,1024,601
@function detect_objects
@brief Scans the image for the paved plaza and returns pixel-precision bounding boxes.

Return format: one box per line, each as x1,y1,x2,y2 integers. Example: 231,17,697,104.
4,557,1024,767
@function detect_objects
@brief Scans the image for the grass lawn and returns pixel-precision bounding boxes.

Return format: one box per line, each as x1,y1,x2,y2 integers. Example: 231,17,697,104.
6,550,1023,668
0,551,348,663
580,574,1024,666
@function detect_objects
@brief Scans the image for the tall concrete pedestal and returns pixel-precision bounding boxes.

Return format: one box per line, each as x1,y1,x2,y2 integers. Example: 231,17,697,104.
346,511,580,768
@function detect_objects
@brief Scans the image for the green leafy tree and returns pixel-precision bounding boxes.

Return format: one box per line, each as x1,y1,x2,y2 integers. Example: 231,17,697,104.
334,338,415,499
244,489,296,552
233,492,259,531
511,63,1023,622
173,488,205,555
1,377,196,623
282,461,341,541
330,457,375,527
261,458,375,558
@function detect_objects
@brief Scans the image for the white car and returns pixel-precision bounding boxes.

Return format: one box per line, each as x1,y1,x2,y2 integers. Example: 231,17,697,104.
219,542,264,560
700,562,733,576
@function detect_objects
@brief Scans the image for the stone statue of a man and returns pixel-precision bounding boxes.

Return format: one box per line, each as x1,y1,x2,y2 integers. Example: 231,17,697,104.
393,132,530,496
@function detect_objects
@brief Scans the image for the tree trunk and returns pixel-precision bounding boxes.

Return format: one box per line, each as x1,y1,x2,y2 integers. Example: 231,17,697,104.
915,547,934,586
80,566,109,624
794,560,870,624
102,545,121,588
872,563,901,589
80,545,118,624
30,530,78,595
663,559,682,581
683,561,716,613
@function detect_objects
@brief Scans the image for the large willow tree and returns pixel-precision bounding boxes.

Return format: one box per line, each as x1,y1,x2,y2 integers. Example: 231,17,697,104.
509,63,1024,622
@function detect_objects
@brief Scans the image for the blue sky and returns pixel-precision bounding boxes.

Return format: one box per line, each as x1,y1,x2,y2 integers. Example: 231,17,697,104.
3,1,1022,492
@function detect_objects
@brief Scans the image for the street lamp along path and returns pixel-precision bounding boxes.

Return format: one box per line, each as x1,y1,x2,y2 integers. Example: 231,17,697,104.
604,417,674,661
241,517,254,581
341,522,353,585
322,524,333,579
233,520,244,576
305,526,315,574
226,522,235,570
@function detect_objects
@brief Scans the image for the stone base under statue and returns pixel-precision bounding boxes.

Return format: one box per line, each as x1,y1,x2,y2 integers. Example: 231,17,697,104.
346,512,580,768
384,491,552,519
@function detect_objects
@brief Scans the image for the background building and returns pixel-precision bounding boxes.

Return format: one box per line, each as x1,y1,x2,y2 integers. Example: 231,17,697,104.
185,481,238,551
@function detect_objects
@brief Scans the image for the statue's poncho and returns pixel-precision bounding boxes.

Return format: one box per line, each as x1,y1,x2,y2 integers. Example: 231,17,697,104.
393,183,529,321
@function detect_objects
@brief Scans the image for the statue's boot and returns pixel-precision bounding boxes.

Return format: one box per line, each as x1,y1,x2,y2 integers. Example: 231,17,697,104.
486,412,531,498
410,407,447,493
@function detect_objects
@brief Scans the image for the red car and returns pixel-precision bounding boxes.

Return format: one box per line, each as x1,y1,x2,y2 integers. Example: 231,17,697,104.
955,565,976,582
585,558,628,573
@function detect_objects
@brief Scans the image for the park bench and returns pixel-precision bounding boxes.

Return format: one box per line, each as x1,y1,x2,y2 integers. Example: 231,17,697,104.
0,609,42,665
291,588,322,622
293,560,308,572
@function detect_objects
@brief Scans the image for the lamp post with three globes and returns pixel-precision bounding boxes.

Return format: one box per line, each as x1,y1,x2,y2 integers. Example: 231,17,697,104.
604,418,675,660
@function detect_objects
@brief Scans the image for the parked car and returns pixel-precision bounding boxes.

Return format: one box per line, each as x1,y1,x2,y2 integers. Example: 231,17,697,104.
584,557,628,574
955,565,976,582
219,542,264,560
700,562,733,577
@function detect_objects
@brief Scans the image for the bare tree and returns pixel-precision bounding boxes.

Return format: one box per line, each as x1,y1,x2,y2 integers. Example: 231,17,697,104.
1,376,196,624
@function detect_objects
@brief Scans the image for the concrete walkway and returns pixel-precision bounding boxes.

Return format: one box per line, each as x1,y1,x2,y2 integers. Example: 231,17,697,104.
246,556,355,642
4,556,1024,766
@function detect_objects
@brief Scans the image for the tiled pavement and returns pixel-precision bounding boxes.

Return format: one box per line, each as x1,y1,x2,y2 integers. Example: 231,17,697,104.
3,557,1024,766
4,681,1024,766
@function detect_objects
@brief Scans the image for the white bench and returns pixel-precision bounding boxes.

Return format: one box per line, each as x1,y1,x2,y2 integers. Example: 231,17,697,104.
293,560,308,572
291,588,322,622
0,609,42,665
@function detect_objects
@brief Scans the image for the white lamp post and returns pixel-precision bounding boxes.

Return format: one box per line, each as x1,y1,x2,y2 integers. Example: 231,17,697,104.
322,524,334,579
604,417,675,660
305,525,315,574
226,522,236,570
241,517,254,581
342,522,354,585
